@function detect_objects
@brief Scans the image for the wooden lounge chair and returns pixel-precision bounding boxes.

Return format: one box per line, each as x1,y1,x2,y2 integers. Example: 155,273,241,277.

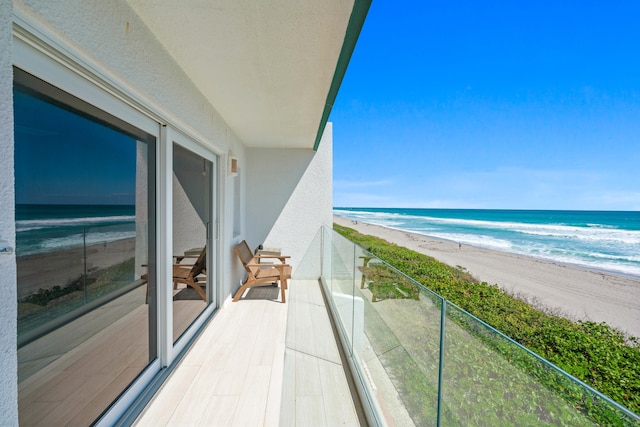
233,240,291,303
172,247,207,301
142,247,207,302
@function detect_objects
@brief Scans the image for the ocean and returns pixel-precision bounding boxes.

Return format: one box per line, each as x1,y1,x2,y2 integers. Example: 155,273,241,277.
334,208,640,279
16,204,136,256
16,205,640,279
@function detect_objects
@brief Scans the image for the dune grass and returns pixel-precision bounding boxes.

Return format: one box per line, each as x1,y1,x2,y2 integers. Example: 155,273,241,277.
17,258,136,336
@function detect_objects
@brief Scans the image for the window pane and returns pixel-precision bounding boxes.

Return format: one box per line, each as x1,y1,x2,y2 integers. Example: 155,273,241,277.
172,143,210,342
14,70,157,426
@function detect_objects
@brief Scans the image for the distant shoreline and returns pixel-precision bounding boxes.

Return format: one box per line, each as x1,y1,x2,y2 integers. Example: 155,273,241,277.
334,215,640,339
381,222,640,282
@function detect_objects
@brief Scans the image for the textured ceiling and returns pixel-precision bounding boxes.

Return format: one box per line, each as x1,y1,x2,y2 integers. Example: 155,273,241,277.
126,0,356,148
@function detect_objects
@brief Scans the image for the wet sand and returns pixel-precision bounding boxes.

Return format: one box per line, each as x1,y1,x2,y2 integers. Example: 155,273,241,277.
334,215,640,339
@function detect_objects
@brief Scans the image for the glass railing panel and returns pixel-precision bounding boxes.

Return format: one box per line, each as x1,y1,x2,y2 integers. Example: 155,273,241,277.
328,230,357,352
85,223,137,302
322,226,639,426
16,220,152,426
350,243,368,360
355,251,442,426
17,224,142,340
293,227,322,280
17,226,86,338
321,226,333,294
441,301,635,426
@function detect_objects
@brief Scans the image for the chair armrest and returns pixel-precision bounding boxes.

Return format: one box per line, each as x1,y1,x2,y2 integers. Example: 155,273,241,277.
246,262,290,269
254,255,291,263
174,255,199,263
265,263,290,272
255,255,290,259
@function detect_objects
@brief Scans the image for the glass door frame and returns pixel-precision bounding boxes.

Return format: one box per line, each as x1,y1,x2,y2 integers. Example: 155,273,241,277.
162,127,220,360
13,17,164,426
13,11,223,424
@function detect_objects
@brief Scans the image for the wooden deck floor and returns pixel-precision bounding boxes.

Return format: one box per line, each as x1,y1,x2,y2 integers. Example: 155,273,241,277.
135,279,362,426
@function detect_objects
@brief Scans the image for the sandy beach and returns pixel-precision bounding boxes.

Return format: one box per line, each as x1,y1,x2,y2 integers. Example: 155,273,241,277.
17,238,137,299
334,215,640,339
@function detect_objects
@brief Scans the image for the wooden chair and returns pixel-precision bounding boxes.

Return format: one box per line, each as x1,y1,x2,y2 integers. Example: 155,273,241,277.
142,247,207,302
233,240,291,303
172,247,207,301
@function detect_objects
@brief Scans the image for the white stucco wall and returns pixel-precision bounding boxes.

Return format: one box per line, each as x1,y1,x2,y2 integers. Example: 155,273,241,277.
246,124,333,278
0,0,18,421
15,0,228,146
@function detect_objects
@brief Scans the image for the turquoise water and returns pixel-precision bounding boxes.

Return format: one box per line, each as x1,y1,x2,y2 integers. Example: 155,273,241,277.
334,208,640,278
16,204,135,256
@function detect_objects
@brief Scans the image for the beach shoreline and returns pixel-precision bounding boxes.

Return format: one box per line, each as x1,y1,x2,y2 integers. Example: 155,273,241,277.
334,215,640,339
17,238,137,299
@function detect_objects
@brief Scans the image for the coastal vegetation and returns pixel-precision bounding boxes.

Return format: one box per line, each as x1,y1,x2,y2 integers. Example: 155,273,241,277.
18,258,137,336
334,223,640,420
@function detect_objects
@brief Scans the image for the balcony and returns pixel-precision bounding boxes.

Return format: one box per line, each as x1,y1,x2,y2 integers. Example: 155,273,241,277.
137,226,639,425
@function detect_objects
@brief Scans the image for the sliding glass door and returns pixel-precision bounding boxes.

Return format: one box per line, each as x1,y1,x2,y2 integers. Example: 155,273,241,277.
14,68,158,426
13,34,220,425
172,142,216,342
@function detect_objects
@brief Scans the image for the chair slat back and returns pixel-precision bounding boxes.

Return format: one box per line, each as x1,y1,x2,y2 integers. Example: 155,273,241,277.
190,247,207,278
234,240,259,276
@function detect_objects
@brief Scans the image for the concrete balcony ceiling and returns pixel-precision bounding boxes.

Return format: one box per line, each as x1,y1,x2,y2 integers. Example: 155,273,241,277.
126,0,367,149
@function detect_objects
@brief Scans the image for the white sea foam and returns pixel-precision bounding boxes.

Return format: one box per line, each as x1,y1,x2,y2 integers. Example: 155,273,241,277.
16,215,135,232
425,232,513,250
516,227,640,245
336,210,640,246
335,209,640,279
586,223,617,229
424,217,640,245
22,230,136,255
584,252,640,263
520,250,640,278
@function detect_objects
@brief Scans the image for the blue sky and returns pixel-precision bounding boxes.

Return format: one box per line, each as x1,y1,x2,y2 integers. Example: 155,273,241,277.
14,89,137,205
331,1,640,210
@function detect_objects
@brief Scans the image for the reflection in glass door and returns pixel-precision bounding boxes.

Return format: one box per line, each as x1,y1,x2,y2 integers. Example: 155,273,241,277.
172,143,212,342
14,69,157,426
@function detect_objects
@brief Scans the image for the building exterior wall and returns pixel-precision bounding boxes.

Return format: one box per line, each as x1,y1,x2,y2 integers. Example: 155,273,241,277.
246,123,333,276
15,0,230,147
0,0,18,421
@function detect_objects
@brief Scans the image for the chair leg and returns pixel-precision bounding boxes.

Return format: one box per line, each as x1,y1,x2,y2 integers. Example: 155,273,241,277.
280,278,286,303
186,280,207,301
233,281,250,302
